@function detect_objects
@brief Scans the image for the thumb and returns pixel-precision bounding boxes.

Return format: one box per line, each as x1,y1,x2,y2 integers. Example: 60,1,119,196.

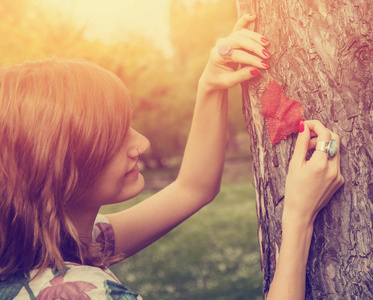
291,121,310,165
233,14,256,32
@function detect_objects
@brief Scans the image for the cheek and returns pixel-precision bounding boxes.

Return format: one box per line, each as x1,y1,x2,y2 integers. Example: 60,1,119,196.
119,174,145,200
99,173,145,205
86,173,125,203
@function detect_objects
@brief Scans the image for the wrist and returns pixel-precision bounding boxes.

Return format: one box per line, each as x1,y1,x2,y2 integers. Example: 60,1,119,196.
281,210,314,266
282,208,315,233
197,77,215,94
198,66,229,95
198,79,227,100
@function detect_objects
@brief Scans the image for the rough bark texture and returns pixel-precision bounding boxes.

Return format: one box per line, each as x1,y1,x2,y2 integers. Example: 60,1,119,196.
236,0,373,298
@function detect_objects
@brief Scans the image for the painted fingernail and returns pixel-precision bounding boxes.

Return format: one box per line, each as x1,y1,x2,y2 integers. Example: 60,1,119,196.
261,37,269,43
299,121,305,133
250,69,261,76
262,49,271,57
261,61,270,68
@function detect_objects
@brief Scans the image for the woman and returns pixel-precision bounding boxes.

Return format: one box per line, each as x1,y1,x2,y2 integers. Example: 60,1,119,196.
0,14,343,299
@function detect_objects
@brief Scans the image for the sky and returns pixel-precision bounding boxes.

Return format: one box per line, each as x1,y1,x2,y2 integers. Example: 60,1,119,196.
37,0,208,56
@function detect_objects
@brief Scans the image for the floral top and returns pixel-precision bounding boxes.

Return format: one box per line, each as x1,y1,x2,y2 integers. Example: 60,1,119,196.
0,214,142,300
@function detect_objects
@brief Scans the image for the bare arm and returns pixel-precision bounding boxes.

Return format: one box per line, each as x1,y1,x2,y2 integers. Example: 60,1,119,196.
267,120,344,299
105,14,270,257
105,87,228,257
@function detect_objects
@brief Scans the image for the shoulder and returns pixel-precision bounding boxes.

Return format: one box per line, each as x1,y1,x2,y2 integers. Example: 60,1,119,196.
5,264,142,300
93,214,116,257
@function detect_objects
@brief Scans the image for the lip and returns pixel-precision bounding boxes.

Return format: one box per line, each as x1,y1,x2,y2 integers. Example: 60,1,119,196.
125,164,139,177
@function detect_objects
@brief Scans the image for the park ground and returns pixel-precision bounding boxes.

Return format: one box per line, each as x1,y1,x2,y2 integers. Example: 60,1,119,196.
100,155,264,300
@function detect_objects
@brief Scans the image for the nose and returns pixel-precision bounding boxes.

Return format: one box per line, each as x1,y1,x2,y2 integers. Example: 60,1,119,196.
137,132,150,156
128,128,150,158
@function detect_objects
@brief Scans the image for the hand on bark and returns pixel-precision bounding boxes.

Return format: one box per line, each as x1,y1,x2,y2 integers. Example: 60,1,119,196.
199,14,271,91
283,120,344,226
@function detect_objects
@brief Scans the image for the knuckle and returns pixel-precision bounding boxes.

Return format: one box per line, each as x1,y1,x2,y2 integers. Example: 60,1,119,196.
209,48,219,62
312,119,323,128
215,38,226,46
339,174,345,186
311,160,327,174
234,28,246,36
324,130,332,140
326,168,339,182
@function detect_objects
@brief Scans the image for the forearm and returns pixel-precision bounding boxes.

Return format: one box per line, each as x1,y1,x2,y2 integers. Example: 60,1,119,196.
175,14,269,202
177,78,228,201
266,119,344,299
107,96,229,256
105,15,275,256
266,211,314,300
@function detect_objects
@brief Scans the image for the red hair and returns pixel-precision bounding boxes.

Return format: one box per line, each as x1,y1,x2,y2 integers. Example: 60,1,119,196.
0,58,131,277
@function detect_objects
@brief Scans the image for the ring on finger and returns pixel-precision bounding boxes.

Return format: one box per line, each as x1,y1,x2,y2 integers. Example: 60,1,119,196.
218,44,233,56
316,139,338,159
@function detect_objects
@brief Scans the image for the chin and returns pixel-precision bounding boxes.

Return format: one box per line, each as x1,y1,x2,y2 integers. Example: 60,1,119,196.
121,174,145,202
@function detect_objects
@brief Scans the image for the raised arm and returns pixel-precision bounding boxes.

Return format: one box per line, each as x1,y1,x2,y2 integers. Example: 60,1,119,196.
105,14,271,257
266,120,344,299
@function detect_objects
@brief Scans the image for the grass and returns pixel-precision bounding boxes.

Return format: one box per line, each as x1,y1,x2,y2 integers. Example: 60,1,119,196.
99,158,263,299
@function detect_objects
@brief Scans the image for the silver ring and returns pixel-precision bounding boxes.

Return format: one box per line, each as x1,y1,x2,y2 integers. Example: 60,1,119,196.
137,149,142,157
316,139,338,159
217,44,233,56
316,141,329,153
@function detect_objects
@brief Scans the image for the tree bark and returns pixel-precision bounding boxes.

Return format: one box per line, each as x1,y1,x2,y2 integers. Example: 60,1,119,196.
236,0,373,298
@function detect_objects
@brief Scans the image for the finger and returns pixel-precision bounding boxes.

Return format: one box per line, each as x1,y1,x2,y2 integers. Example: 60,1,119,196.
310,131,318,138
291,120,310,165
307,120,332,163
230,49,270,70
306,120,331,140
221,36,271,59
233,14,256,32
309,137,317,149
233,28,270,47
225,66,262,86
308,132,319,149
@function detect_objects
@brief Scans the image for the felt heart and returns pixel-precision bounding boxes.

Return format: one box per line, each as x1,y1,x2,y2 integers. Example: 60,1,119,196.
260,80,304,145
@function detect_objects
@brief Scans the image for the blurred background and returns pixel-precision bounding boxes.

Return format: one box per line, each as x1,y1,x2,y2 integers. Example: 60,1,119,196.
1,0,263,298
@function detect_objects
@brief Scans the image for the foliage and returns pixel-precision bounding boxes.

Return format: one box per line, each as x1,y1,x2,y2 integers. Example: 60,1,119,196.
0,0,248,167
100,178,263,300
169,0,247,158
1,1,261,298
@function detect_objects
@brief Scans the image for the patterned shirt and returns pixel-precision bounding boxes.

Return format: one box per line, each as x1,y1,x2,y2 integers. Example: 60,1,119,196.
0,214,142,300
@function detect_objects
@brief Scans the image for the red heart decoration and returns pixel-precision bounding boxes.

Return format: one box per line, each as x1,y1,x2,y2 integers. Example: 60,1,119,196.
260,80,304,145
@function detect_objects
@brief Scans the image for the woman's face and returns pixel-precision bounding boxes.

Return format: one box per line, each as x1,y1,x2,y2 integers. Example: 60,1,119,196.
80,127,150,208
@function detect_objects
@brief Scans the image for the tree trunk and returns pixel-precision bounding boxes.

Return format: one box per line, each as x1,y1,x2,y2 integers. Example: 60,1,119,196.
236,0,373,298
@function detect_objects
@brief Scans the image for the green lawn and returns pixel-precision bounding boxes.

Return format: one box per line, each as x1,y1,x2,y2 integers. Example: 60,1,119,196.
100,176,263,299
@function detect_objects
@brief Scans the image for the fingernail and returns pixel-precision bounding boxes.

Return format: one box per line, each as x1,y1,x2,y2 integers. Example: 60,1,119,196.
261,37,269,43
299,121,305,133
261,61,270,68
250,69,261,76
262,49,271,57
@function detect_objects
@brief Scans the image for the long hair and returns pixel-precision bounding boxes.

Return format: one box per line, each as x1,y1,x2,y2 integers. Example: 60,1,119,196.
0,58,131,277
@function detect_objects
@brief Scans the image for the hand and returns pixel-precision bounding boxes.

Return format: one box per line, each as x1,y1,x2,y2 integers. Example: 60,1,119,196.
284,120,344,226
199,14,271,90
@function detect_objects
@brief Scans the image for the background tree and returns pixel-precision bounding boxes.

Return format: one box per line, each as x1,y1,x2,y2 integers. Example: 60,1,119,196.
1,0,249,168
236,0,373,298
1,1,262,298
169,0,247,157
